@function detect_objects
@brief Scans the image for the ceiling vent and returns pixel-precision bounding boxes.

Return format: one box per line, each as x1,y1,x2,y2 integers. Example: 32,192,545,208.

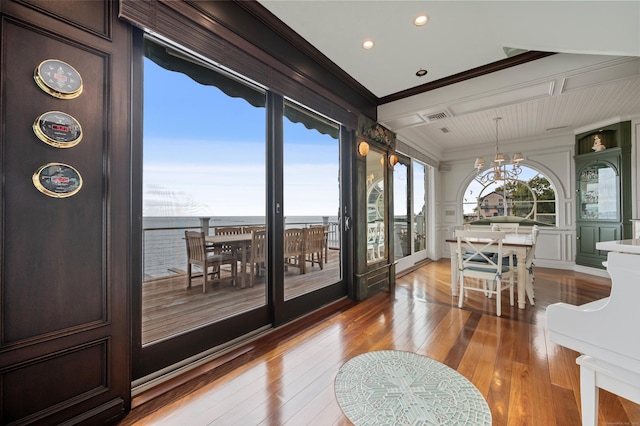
424,111,449,122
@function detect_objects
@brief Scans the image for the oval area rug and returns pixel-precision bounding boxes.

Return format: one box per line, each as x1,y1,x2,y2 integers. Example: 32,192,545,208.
334,350,491,425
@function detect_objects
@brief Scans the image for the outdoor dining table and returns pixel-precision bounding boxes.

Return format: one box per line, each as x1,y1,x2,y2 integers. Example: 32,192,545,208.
205,233,253,288
446,233,534,309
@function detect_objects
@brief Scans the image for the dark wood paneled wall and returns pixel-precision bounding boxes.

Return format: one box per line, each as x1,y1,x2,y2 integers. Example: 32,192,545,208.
0,0,131,423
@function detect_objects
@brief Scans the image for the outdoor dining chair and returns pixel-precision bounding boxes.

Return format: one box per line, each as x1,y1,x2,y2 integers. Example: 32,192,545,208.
185,231,237,292
249,229,266,287
213,226,244,260
284,228,305,274
304,225,325,270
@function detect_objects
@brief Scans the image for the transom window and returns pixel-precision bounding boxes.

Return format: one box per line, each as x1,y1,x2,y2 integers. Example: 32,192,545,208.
463,166,556,225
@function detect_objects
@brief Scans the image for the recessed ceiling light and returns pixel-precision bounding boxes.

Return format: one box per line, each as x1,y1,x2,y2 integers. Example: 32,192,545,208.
414,15,428,26
362,40,375,50
416,69,428,77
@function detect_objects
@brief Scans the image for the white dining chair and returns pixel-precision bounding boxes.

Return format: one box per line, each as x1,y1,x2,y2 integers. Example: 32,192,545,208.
455,230,515,316
491,222,520,233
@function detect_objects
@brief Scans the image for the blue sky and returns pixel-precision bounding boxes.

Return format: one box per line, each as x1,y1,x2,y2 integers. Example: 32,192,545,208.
143,58,339,217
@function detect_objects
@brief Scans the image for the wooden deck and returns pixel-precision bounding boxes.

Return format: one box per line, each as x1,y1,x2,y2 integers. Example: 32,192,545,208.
142,249,341,344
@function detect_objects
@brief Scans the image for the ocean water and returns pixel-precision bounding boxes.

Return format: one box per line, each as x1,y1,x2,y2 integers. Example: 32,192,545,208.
142,216,338,279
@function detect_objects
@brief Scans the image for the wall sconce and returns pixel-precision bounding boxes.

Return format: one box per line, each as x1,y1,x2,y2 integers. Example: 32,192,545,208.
358,141,370,156
389,154,399,167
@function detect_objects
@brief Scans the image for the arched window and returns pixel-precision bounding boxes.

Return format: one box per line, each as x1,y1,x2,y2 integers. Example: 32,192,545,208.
462,165,556,225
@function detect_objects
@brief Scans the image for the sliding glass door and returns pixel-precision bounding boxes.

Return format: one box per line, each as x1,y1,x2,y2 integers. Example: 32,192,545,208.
282,101,341,300
134,38,270,379
133,37,348,380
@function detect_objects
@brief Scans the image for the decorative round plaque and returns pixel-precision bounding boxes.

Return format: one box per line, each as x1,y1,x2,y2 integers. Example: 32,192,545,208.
32,163,83,198
33,59,83,99
33,111,83,148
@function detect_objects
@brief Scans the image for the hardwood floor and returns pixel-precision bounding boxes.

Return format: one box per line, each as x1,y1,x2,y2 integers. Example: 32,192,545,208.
120,259,640,425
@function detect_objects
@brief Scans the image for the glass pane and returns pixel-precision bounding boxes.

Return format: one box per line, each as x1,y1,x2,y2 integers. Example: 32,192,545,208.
463,165,557,225
413,161,426,252
366,150,385,264
142,40,267,345
283,102,341,300
579,164,618,220
393,159,409,259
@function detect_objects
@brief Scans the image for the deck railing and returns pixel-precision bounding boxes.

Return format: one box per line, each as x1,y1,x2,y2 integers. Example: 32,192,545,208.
142,221,341,280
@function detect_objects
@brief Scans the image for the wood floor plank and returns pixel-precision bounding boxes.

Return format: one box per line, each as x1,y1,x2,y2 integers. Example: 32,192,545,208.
419,308,471,363
507,361,533,426
283,383,341,425
120,259,640,426
467,316,500,398
545,326,574,389
485,318,517,425
551,384,582,426
529,319,557,425
621,396,640,423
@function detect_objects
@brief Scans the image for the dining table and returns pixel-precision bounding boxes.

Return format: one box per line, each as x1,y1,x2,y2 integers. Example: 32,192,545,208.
446,233,534,309
205,233,253,288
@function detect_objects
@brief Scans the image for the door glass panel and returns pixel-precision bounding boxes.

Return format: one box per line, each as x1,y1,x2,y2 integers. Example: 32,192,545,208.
463,166,557,225
393,158,409,260
366,149,386,264
413,161,426,252
283,101,341,300
142,40,267,345
579,163,618,220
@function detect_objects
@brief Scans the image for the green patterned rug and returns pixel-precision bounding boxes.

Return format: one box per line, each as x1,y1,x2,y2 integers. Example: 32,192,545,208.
334,350,491,425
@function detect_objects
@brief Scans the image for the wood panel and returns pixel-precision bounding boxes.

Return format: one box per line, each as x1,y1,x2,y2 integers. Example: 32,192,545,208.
2,18,106,345
2,341,107,424
15,0,111,38
119,260,639,425
0,0,131,423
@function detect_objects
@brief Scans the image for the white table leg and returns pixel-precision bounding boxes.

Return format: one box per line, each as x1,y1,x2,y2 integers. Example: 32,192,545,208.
516,248,527,309
450,243,458,296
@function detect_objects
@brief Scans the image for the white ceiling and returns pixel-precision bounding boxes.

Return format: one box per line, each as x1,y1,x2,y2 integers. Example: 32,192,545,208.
258,0,640,160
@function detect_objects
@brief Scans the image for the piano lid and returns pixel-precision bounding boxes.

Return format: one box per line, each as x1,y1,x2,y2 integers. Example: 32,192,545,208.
596,239,640,255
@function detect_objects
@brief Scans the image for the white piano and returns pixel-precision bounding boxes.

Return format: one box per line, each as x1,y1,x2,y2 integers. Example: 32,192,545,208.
547,239,640,426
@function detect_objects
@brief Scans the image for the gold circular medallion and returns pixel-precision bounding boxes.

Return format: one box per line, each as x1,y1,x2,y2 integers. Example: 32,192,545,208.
34,59,83,99
33,111,83,148
32,163,83,198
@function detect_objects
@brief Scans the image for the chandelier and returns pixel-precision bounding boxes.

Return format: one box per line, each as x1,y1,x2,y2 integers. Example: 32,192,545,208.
474,117,524,184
